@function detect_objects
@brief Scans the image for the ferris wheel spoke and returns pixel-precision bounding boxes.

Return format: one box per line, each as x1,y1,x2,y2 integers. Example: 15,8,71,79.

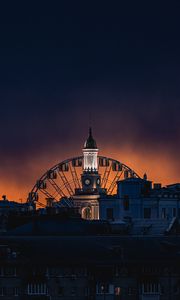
102,163,112,189
107,170,123,194
107,170,119,194
57,170,74,196
101,166,108,187
58,179,77,194
47,178,66,198
69,164,81,189
38,188,55,200
36,201,46,208
101,164,111,187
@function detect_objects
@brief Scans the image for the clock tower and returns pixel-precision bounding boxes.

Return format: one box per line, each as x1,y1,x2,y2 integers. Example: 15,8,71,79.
72,128,105,219
81,127,101,193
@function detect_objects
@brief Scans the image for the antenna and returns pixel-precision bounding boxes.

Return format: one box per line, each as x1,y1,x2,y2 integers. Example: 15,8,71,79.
89,112,92,128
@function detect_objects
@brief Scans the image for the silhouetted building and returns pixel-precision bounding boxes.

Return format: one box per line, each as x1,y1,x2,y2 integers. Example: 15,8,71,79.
0,195,34,233
99,179,180,235
0,235,180,299
1,130,180,299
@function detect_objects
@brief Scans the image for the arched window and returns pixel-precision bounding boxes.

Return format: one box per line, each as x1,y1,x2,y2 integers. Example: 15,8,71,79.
82,207,91,220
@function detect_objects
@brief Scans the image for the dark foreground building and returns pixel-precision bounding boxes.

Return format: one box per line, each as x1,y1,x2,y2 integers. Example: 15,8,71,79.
0,128,180,299
0,233,180,300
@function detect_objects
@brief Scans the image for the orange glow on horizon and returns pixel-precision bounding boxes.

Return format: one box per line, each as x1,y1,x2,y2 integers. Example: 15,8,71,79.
0,144,179,203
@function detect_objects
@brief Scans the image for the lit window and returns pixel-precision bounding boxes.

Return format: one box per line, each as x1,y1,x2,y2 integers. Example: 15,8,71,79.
115,287,121,295
96,283,114,294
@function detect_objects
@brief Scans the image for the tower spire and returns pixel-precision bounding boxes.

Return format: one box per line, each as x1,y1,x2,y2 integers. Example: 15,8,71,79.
89,126,92,137
89,111,92,131
84,127,97,149
83,127,98,171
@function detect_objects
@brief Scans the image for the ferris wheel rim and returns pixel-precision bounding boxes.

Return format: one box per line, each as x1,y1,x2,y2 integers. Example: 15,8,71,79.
30,155,141,195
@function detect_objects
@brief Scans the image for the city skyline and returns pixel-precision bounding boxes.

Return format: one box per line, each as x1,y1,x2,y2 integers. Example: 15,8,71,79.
0,2,179,201
1,129,179,201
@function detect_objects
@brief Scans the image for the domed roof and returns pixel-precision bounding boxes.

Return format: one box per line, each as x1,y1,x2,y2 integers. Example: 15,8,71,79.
84,128,97,149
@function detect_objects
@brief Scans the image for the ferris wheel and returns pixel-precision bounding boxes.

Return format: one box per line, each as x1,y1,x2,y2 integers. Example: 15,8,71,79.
28,155,140,207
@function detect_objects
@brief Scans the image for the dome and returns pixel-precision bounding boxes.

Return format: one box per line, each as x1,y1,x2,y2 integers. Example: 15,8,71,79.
84,128,97,149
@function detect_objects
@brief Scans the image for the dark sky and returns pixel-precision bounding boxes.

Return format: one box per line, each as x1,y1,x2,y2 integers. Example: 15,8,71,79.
0,2,179,199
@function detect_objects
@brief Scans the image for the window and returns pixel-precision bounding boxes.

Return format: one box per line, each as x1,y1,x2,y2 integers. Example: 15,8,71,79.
0,287,18,297
144,208,151,219
27,283,48,295
142,266,159,274
96,283,114,294
173,284,179,294
142,282,160,294
58,287,64,296
106,208,114,220
3,266,16,277
84,287,89,296
13,287,19,296
115,287,121,295
82,207,91,220
0,287,6,296
128,287,136,295
97,284,109,294
160,285,164,294
123,196,129,211
71,287,77,296
173,208,176,217
161,208,166,219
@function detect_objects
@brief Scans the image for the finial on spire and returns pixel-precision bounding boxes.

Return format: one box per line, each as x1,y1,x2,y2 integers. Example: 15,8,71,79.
89,112,92,129
89,127,92,137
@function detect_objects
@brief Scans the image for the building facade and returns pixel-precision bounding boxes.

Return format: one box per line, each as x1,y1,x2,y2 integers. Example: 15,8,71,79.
1,236,180,300
100,179,180,221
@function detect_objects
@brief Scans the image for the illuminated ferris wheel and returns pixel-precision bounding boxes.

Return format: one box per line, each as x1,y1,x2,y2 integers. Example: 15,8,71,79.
28,155,140,207
28,128,141,207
